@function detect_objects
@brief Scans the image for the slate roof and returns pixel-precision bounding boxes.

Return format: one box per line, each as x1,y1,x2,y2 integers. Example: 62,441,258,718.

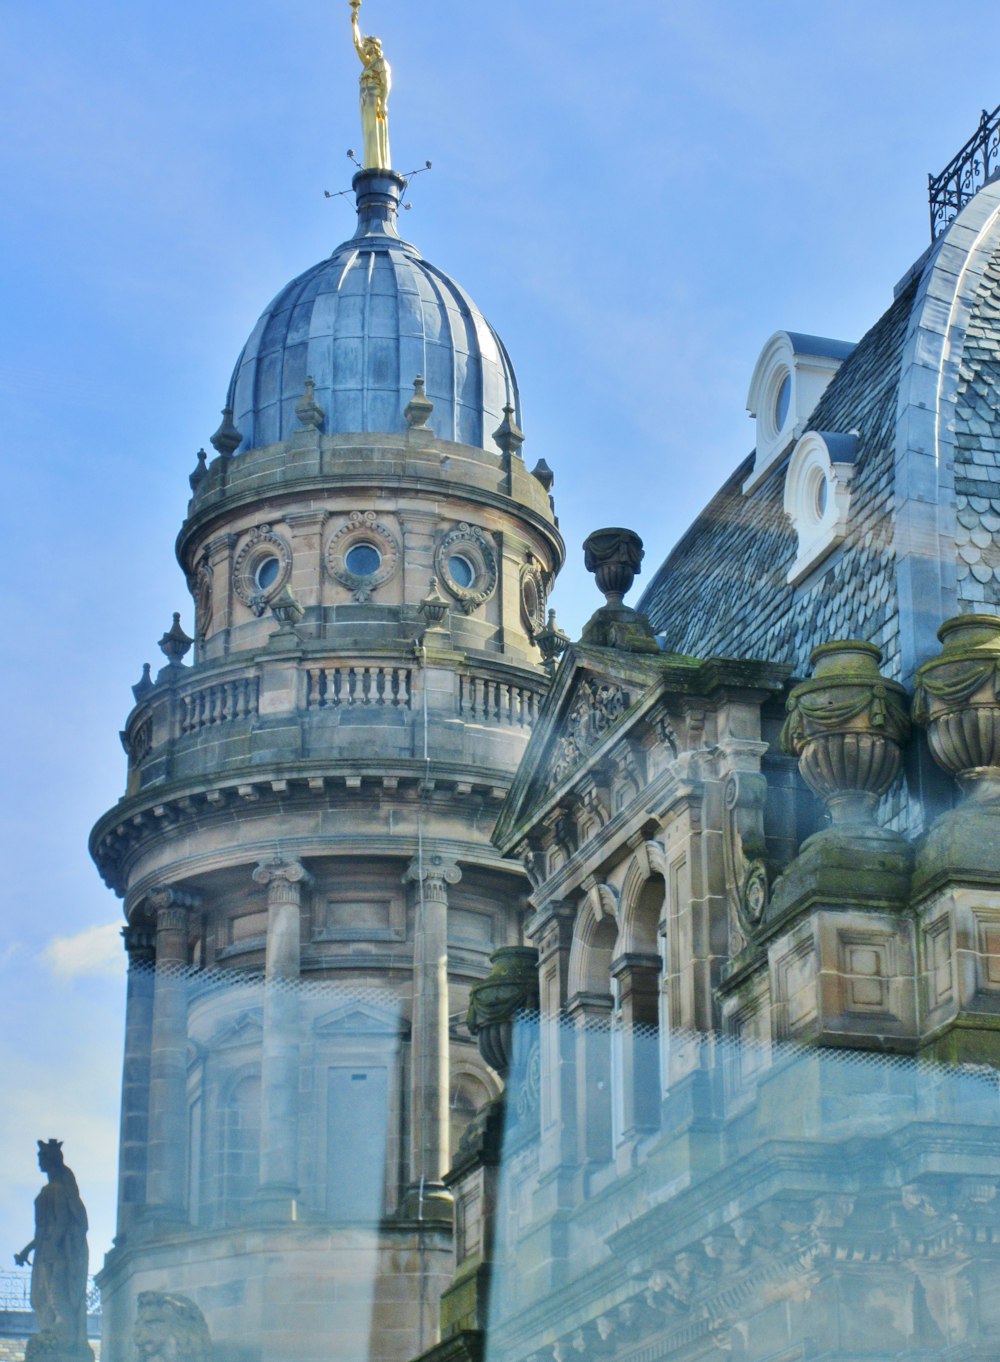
955,247,1000,611
638,278,919,684
225,174,519,454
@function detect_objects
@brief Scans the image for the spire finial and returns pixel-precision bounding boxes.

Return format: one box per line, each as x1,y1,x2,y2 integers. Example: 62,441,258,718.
351,0,392,170
493,403,525,459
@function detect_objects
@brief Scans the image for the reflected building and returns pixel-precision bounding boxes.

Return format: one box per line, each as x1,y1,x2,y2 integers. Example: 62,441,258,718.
89,31,1000,1362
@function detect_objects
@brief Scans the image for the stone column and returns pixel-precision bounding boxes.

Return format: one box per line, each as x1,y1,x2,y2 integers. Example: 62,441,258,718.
145,887,197,1221
253,855,310,1217
116,921,156,1237
405,852,461,1217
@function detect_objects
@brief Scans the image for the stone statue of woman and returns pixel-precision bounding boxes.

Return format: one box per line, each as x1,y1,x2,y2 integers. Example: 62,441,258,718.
14,1140,93,1362
351,0,392,169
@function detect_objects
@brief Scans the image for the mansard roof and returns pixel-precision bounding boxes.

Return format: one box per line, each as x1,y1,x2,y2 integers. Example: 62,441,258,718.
637,177,1000,700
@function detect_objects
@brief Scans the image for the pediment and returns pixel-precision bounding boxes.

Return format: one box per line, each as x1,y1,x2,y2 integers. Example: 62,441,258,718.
314,999,407,1038
210,1009,263,1049
494,644,674,852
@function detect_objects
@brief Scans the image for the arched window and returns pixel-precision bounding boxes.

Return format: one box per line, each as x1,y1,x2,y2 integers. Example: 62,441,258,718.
567,905,620,1169
450,1071,493,1163
612,870,667,1145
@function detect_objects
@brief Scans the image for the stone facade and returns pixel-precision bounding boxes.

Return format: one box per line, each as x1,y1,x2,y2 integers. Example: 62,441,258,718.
91,170,563,1362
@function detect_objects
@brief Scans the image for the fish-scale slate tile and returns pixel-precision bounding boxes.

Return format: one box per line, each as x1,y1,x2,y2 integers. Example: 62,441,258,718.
954,247,1000,611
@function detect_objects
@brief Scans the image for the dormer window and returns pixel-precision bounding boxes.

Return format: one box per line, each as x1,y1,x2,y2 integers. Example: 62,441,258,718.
783,431,859,584
744,331,855,492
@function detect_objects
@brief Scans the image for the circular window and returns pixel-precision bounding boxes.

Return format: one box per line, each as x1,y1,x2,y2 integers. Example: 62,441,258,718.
232,525,293,616
774,373,792,431
815,476,828,517
325,512,400,602
448,554,475,589
345,543,382,577
435,523,499,614
255,556,281,591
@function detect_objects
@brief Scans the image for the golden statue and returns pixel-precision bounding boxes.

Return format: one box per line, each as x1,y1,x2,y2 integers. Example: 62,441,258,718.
350,0,392,170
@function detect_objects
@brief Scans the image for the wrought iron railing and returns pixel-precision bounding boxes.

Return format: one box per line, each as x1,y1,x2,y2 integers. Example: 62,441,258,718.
929,104,1000,240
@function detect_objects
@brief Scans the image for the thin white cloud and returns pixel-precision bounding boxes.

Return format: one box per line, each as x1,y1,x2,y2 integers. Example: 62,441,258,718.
42,923,122,981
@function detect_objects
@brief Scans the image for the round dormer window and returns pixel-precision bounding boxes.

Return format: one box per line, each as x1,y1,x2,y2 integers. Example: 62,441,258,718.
774,373,792,432
784,431,859,586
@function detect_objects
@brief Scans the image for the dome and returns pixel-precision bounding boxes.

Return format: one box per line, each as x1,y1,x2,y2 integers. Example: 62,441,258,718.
226,170,520,453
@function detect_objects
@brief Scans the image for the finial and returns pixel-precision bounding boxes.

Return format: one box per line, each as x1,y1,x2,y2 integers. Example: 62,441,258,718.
493,403,525,459
158,613,193,666
295,377,325,430
210,407,242,456
404,374,434,429
418,577,449,632
580,529,659,653
582,528,645,606
536,609,570,674
189,448,208,491
351,0,393,170
131,662,154,702
530,458,554,492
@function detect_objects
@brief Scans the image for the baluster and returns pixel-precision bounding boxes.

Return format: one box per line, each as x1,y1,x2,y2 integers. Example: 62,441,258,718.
346,667,356,705
249,678,260,717
328,668,340,707
390,668,400,707
361,667,372,705
470,675,480,720
505,684,514,726
375,667,385,704
307,667,322,710
181,696,192,735
400,669,411,709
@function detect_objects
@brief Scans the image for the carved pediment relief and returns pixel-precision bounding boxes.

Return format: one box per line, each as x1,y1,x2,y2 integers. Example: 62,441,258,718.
547,675,632,791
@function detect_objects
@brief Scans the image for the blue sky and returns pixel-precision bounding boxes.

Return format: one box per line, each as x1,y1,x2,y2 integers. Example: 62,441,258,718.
2,0,1000,1268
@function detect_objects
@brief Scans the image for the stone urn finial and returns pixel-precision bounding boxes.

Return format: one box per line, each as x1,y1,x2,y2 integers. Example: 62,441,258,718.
781,640,910,825
404,374,434,429
583,527,645,606
158,613,193,667
912,613,1000,802
294,376,325,431
467,946,540,1080
418,577,449,632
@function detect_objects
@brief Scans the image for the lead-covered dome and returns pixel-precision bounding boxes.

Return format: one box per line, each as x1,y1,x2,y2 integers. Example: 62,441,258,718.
226,170,520,453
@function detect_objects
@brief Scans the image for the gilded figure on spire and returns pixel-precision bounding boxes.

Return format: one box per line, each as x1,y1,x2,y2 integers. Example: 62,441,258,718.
350,0,392,170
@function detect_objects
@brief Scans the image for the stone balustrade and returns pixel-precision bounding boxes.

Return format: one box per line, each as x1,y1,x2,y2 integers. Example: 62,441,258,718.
121,654,548,781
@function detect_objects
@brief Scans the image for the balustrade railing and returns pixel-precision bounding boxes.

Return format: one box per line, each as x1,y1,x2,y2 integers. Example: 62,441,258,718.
459,674,541,728
180,676,260,734
929,104,1000,240
306,664,413,710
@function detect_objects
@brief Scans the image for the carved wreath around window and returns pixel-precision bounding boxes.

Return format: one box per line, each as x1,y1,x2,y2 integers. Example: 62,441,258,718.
436,523,498,614
232,525,293,617
519,558,547,637
325,511,400,603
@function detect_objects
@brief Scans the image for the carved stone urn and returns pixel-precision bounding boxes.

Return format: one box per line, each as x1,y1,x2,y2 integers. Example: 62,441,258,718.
580,527,659,653
467,946,539,1080
781,640,910,825
912,613,1000,802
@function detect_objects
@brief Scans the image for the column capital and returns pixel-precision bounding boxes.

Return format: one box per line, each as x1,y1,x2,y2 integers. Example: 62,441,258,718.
404,853,462,896
147,886,199,927
253,855,311,889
